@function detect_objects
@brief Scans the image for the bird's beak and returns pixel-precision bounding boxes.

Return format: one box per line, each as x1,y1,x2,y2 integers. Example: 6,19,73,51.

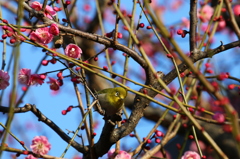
119,96,124,100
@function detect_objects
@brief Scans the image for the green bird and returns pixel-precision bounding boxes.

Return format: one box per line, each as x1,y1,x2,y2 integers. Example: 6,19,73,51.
97,87,128,117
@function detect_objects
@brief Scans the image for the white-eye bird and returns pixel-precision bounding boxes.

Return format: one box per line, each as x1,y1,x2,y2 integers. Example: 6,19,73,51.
97,87,128,117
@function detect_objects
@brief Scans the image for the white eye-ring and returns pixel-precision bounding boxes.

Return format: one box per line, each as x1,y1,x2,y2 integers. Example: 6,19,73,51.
115,92,119,96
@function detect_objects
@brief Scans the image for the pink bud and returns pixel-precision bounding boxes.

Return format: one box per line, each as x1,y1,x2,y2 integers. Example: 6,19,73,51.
139,23,145,28
49,23,59,36
41,60,49,66
62,110,67,115
117,32,123,38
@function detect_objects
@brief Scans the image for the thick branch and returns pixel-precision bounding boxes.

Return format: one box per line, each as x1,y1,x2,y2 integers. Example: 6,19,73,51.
0,104,88,154
22,2,147,69
189,0,198,51
93,40,240,157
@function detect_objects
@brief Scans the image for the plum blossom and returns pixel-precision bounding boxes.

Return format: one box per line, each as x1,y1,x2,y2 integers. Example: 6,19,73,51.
30,27,53,44
18,68,31,85
198,5,213,23
107,149,131,159
181,17,190,29
190,141,206,152
47,77,60,91
65,44,82,58
233,5,240,16
0,70,10,90
30,136,51,155
30,74,44,86
49,23,59,35
181,151,200,159
213,113,225,123
216,20,226,32
30,1,56,19
44,5,57,19
152,151,171,159
115,151,131,159
171,0,183,10
18,69,44,86
30,1,42,11
25,155,37,159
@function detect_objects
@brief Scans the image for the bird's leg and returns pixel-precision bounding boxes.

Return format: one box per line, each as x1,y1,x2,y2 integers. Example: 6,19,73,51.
114,112,122,121
107,119,116,126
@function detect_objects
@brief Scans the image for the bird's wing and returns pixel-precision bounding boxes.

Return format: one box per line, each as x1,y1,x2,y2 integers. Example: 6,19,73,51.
97,88,112,94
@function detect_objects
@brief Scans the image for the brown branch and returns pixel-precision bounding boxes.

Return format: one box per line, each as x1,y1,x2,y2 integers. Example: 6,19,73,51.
93,40,240,157
18,1,240,157
223,0,240,39
0,104,88,153
2,146,65,159
189,0,198,51
22,2,147,69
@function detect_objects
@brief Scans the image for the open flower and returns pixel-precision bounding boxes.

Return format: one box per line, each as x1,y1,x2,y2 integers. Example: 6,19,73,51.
30,1,42,11
18,68,31,85
30,1,56,19
25,155,37,159
107,149,131,159
47,77,60,91
44,5,57,19
30,136,51,155
234,5,240,16
30,27,53,44
181,151,200,159
65,44,82,58
30,74,45,86
198,5,213,23
18,69,44,86
0,70,10,90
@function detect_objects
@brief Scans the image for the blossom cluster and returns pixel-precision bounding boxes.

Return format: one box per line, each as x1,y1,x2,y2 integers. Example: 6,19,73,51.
29,24,59,45
18,68,44,86
30,1,56,19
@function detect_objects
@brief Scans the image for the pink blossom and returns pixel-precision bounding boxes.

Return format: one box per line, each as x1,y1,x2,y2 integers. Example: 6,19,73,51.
49,24,59,35
30,136,51,155
171,0,183,10
30,1,56,19
216,20,226,32
152,151,171,159
30,74,44,86
25,155,37,159
47,77,60,91
0,70,10,90
44,5,57,19
18,68,31,85
182,17,190,29
181,151,200,159
190,141,206,152
198,5,213,23
30,1,42,11
30,27,53,44
141,42,155,57
233,5,240,16
213,113,225,123
115,151,131,159
108,149,115,158
65,44,82,58
107,149,131,159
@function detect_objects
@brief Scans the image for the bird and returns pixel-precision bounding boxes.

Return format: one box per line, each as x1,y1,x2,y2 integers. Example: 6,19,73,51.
97,87,128,118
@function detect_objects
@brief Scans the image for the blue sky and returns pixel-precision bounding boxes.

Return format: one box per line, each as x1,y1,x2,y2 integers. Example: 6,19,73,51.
1,0,240,158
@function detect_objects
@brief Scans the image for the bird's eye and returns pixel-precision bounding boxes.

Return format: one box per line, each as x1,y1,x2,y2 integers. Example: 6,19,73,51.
115,92,119,96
